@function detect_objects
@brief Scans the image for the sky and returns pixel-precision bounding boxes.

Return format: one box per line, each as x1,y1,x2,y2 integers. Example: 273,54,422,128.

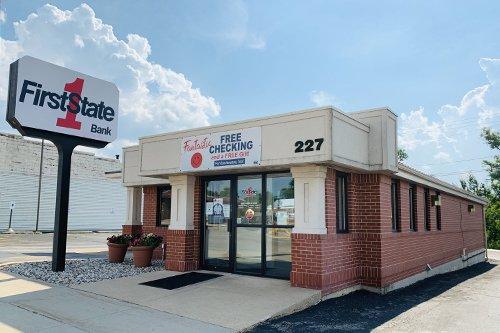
0,0,499,186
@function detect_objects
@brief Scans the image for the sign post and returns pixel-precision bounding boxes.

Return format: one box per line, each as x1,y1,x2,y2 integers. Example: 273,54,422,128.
6,56,119,271
6,201,15,234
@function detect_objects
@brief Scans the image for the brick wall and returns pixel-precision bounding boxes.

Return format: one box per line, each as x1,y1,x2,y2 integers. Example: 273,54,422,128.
380,180,485,287
122,186,168,260
165,177,202,271
292,167,485,295
123,178,202,270
125,169,484,294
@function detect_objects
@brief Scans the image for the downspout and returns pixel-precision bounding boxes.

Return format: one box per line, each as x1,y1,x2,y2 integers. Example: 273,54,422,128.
459,202,466,258
482,205,488,261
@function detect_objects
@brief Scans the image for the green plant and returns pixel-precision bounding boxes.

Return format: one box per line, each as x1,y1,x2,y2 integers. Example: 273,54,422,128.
107,234,132,245
130,233,163,248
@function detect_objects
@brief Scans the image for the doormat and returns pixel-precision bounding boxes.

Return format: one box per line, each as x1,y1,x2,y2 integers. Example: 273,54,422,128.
140,272,222,290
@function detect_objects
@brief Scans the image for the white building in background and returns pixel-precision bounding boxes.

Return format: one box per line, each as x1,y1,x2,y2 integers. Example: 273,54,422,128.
0,132,126,231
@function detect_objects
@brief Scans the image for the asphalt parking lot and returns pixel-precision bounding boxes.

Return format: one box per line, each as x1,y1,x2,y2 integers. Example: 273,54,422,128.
0,232,113,265
251,251,500,332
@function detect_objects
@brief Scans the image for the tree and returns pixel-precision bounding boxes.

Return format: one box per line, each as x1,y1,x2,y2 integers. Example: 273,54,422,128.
461,128,500,249
397,148,408,162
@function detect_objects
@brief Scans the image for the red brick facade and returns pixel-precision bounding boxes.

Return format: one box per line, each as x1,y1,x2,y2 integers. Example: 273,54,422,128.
291,167,485,295
124,168,485,295
123,179,202,270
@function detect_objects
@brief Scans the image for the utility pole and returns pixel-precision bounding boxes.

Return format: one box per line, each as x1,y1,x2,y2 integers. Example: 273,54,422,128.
35,139,44,232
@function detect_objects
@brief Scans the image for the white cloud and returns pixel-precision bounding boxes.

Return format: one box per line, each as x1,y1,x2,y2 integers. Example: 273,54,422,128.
0,10,6,23
187,0,266,50
0,3,221,147
399,57,500,183
310,90,337,107
246,34,266,50
433,151,452,162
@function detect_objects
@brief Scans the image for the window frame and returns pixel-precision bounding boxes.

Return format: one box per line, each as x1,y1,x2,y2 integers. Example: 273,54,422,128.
156,185,172,227
409,184,417,231
436,190,442,230
336,172,349,233
424,188,431,231
391,179,400,232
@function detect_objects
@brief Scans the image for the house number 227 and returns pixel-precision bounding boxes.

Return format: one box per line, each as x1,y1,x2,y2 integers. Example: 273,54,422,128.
294,138,324,153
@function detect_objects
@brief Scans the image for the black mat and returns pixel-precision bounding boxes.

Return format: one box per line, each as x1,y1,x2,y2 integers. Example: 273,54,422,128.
140,272,222,290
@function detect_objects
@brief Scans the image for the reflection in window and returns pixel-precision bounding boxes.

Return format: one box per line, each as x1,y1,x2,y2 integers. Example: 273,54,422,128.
157,186,171,227
237,176,262,224
266,174,295,226
266,228,291,278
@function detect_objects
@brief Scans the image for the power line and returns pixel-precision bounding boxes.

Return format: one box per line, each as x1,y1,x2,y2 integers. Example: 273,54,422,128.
399,120,500,134
411,155,496,167
431,170,490,176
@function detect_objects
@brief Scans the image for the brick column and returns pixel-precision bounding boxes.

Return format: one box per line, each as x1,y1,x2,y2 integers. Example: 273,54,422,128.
290,165,328,289
165,175,198,271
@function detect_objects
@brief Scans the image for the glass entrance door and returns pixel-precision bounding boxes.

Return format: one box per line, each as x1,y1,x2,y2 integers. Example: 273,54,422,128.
235,175,263,274
204,179,232,271
202,173,294,279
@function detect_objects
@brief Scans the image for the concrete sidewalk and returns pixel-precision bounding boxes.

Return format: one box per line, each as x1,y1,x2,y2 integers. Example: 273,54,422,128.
73,270,320,331
0,269,319,332
0,271,233,333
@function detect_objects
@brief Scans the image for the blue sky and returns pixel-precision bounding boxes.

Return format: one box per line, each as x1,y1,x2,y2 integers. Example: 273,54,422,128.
1,1,499,185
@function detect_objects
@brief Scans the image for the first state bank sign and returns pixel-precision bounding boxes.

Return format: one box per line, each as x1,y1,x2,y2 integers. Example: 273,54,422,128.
181,127,261,172
6,56,118,143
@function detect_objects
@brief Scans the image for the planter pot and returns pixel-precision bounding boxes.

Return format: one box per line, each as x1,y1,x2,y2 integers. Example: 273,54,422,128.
107,242,128,263
131,246,154,267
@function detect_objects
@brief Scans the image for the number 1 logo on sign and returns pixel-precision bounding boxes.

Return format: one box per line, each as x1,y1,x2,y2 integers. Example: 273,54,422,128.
56,78,84,130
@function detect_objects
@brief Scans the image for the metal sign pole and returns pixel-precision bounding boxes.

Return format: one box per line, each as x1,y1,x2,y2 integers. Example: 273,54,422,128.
8,209,13,229
52,140,77,271
6,201,15,233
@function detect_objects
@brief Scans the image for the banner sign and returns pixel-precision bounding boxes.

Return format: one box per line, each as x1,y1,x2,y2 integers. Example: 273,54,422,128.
181,127,261,171
6,56,119,143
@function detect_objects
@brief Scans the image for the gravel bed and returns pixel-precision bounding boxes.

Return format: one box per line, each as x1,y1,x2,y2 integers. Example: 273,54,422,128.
1,258,164,285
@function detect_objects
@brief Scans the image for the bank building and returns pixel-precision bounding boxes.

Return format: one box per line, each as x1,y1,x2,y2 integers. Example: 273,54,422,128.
120,106,486,295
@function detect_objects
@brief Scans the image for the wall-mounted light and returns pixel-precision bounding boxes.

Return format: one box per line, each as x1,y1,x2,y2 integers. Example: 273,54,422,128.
431,194,441,206
468,204,475,213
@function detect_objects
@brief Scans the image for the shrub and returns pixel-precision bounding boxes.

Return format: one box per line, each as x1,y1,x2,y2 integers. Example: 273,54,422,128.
130,233,163,248
107,234,132,245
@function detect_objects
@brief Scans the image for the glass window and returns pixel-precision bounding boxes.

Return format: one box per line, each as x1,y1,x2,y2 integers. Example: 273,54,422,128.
436,191,442,230
391,180,400,231
424,188,431,231
157,186,171,227
236,227,262,274
205,180,231,268
409,185,417,231
266,173,294,226
266,228,291,278
336,173,348,233
237,175,263,225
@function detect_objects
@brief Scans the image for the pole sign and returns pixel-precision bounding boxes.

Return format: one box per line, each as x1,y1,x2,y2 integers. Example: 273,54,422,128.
5,56,119,271
180,127,261,172
6,56,118,142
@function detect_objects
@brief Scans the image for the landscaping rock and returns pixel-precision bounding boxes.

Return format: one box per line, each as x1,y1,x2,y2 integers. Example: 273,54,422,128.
1,258,164,285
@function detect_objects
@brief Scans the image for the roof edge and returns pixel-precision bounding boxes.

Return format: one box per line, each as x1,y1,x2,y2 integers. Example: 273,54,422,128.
396,163,488,205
